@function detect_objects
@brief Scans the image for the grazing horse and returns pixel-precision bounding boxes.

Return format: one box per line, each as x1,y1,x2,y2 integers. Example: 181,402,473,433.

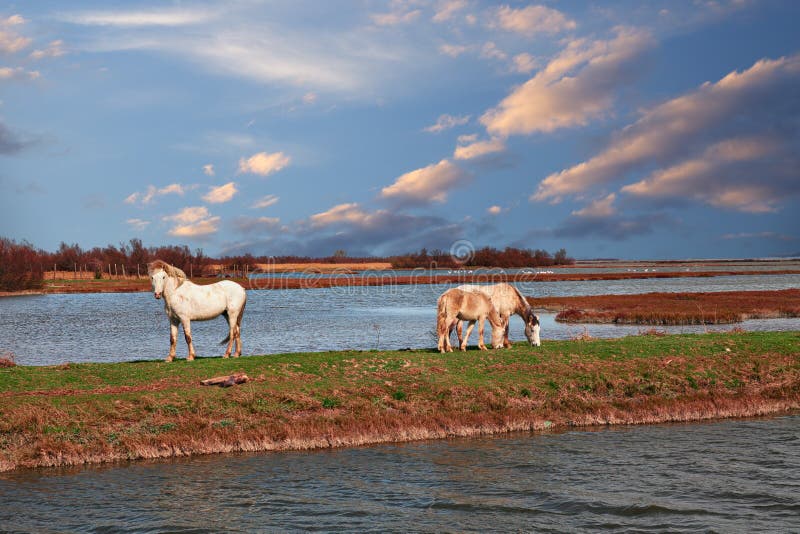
456,283,540,347
148,260,247,361
437,288,505,353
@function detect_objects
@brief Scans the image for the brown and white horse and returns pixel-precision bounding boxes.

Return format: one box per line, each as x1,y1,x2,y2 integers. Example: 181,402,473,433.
437,288,505,353
148,260,246,361
456,283,540,347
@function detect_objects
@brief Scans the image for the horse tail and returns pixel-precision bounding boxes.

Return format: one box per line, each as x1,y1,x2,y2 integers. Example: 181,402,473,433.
436,291,451,335
237,298,246,328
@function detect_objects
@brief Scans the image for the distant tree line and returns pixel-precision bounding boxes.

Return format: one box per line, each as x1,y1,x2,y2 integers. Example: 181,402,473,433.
389,247,574,268
0,236,574,291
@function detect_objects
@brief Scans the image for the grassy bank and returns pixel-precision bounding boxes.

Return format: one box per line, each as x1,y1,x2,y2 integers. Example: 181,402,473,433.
531,289,800,325
1,331,798,472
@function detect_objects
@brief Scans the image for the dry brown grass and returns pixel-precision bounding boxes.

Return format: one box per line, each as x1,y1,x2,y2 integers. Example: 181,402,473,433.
532,289,800,325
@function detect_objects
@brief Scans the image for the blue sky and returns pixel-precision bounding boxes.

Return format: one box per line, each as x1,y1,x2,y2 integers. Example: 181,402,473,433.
1,0,798,259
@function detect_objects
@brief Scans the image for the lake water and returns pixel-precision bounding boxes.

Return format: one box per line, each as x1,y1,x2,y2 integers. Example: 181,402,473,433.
1,273,799,365
1,415,798,532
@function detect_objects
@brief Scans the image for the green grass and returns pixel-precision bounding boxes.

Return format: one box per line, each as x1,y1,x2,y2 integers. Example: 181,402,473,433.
0,330,798,472
1,331,798,395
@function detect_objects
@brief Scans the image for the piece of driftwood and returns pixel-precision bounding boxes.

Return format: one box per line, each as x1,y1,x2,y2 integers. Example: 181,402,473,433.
200,373,250,388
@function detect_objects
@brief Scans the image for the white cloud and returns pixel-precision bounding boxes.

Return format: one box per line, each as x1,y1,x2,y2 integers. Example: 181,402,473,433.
169,217,220,237
302,92,317,104
433,0,468,23
251,194,279,209
535,54,800,203
0,67,39,81
62,10,403,93
423,113,470,133
453,137,505,160
238,151,291,177
202,164,215,176
163,206,210,224
722,232,794,241
126,218,150,230
492,5,576,36
0,14,31,54
124,183,186,205
310,203,385,228
29,40,66,60
571,193,617,218
487,205,505,215
59,8,216,27
621,138,777,212
512,52,537,74
164,206,219,237
371,9,422,26
480,41,507,61
482,27,654,138
439,43,470,57
380,159,469,205
203,181,238,204
3,15,24,26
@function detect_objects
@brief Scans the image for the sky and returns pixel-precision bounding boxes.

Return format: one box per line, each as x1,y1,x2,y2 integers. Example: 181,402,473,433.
1,0,798,260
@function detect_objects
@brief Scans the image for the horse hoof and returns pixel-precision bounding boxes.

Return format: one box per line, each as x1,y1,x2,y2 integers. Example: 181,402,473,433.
165,356,174,363
223,354,230,359
187,355,195,362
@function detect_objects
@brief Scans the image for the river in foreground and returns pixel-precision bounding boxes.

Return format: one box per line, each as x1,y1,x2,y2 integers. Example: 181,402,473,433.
1,415,797,532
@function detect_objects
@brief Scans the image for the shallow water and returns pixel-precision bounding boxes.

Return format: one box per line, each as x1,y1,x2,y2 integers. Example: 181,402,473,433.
1,274,799,365
1,415,798,532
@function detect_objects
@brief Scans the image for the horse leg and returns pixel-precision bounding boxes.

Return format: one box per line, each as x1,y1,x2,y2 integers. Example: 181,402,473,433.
461,321,476,351
223,311,235,359
230,310,243,358
437,315,448,353
456,320,464,347
166,320,179,362
234,321,242,358
503,314,511,348
234,300,245,357
478,318,487,350
182,320,196,361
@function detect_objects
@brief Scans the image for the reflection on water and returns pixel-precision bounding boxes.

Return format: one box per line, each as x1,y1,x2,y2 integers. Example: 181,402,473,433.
1,416,798,532
1,273,798,365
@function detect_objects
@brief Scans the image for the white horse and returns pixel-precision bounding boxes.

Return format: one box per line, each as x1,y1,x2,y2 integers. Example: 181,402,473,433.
437,288,505,353
456,283,540,347
148,260,247,361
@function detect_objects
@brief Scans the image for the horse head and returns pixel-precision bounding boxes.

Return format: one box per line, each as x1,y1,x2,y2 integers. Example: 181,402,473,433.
524,313,541,347
147,260,187,299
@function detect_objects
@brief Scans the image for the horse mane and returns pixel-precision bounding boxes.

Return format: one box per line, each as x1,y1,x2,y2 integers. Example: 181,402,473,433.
510,284,534,320
148,259,188,286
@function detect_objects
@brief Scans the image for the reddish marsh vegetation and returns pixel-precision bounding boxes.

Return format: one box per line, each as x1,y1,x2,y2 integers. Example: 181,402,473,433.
531,289,800,325
24,269,800,295
0,331,797,472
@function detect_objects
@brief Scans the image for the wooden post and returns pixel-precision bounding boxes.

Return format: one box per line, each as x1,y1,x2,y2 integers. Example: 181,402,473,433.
53,264,56,280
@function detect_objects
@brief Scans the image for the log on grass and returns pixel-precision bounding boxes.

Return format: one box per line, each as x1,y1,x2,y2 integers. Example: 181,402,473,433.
200,373,250,387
